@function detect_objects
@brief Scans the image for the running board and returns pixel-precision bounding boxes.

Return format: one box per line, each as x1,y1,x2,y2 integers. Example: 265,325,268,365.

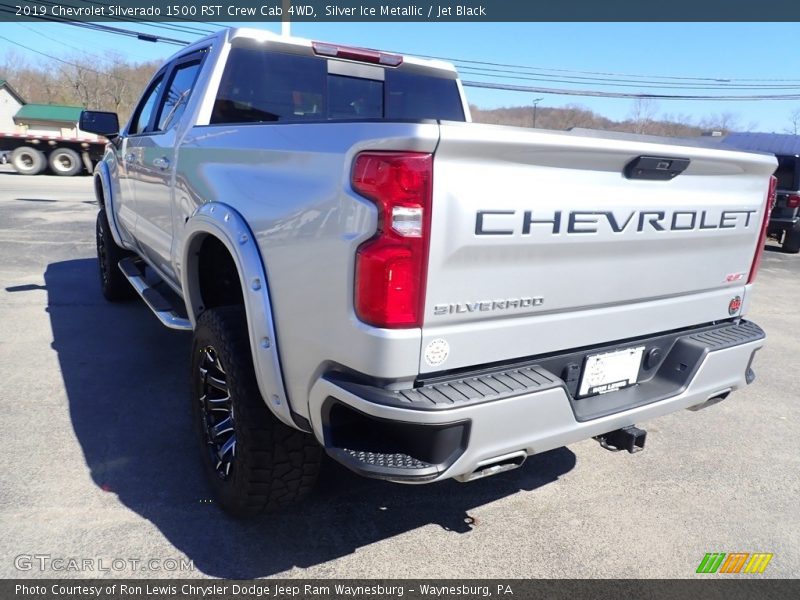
118,258,192,331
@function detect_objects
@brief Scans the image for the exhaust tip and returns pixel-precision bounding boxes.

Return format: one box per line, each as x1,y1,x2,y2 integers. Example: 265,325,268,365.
457,451,527,482
687,390,731,412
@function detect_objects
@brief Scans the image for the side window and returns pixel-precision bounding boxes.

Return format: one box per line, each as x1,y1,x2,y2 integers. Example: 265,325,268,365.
156,60,202,131
129,75,164,135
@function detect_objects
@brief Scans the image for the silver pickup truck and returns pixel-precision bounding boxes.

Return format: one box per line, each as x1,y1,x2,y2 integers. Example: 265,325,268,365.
80,27,776,516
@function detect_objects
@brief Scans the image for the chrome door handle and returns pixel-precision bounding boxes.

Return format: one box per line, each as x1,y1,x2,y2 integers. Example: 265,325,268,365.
124,153,136,163
152,156,170,170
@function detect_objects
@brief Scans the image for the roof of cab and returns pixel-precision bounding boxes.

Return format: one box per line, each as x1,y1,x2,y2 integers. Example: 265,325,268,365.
175,27,457,74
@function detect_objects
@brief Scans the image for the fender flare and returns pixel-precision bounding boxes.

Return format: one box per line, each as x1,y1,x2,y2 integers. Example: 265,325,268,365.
181,202,297,429
94,161,125,248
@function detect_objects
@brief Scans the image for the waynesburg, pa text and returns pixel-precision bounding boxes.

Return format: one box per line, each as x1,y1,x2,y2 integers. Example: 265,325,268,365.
16,583,513,597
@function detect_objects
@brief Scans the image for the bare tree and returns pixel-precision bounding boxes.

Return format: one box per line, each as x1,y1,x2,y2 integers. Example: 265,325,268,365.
548,104,596,130
785,109,800,135
699,111,741,134
656,112,697,137
628,98,659,134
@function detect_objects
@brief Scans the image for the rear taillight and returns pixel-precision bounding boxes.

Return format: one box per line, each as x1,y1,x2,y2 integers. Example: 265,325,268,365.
352,152,432,328
747,175,776,284
786,194,800,209
312,41,403,66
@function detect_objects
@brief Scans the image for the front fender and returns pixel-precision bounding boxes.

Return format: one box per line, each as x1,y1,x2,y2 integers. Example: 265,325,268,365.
181,202,298,430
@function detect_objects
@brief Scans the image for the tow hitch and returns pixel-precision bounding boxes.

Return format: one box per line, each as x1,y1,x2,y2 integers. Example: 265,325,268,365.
596,426,646,454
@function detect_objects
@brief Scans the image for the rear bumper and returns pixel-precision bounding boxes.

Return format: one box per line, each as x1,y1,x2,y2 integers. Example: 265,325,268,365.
308,320,764,483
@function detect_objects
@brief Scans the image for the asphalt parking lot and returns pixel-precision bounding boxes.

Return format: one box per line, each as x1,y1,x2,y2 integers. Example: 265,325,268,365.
0,168,798,579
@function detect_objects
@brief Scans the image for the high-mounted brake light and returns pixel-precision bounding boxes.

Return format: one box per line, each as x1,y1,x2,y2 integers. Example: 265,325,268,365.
352,152,432,328
747,175,776,285
786,193,800,209
312,41,403,66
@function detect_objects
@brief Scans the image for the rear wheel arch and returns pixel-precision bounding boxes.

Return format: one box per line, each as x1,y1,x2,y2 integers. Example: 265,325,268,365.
186,233,246,317
181,204,297,429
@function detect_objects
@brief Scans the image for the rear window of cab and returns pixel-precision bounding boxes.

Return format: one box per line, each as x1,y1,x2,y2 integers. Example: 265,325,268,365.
210,44,465,125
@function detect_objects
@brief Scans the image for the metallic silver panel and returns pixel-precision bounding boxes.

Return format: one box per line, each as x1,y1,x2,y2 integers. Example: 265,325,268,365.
176,122,438,421
420,287,753,375
421,122,776,373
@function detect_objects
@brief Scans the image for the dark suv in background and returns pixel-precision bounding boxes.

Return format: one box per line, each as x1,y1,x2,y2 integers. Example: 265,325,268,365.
720,132,800,253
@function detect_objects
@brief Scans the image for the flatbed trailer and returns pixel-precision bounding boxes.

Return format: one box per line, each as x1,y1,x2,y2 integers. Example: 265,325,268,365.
0,131,106,176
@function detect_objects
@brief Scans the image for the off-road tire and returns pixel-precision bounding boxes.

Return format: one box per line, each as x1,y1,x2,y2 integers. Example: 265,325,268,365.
96,208,135,301
49,147,82,176
191,306,321,516
783,223,800,254
10,146,46,175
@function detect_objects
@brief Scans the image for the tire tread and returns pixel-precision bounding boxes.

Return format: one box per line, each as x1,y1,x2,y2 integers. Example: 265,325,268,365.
192,306,321,516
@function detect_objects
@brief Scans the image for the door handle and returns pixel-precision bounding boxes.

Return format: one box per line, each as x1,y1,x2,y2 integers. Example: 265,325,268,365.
152,156,170,170
124,153,136,163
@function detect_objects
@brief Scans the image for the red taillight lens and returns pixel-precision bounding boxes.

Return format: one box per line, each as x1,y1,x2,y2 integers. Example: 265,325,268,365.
352,152,432,328
312,41,403,66
786,194,800,209
747,175,776,284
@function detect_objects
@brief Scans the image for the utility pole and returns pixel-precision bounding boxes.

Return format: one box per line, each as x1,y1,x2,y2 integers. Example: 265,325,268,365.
532,97,543,129
282,0,291,36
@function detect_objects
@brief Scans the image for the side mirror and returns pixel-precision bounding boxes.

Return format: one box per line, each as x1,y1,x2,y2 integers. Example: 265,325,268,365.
79,110,119,138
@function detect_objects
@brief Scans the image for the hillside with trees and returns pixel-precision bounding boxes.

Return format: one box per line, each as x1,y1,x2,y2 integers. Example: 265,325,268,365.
1,51,160,123
470,100,753,137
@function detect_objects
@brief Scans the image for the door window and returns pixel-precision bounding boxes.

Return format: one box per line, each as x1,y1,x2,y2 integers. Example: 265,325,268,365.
129,75,164,135
156,60,202,131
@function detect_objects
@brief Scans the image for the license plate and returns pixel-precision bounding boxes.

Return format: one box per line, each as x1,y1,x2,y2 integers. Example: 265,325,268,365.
578,346,645,397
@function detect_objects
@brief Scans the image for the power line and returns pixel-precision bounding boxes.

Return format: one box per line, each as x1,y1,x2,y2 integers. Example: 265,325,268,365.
396,49,800,85
0,3,190,45
455,64,800,90
74,0,218,37
461,80,800,101
5,19,800,102
0,34,130,81
14,22,158,62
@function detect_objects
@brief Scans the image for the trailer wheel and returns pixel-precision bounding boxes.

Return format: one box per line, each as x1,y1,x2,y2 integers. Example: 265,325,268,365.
49,148,82,176
10,146,46,175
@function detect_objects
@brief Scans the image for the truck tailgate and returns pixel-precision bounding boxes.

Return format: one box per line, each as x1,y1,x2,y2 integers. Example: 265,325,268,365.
421,123,776,373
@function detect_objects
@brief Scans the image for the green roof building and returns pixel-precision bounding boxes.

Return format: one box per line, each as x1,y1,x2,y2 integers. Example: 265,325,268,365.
14,103,83,125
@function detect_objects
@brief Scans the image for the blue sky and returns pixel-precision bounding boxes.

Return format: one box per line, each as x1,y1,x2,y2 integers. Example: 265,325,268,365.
1,21,799,132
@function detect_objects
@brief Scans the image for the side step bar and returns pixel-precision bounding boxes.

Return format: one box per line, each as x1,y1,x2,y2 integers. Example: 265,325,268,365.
118,258,192,331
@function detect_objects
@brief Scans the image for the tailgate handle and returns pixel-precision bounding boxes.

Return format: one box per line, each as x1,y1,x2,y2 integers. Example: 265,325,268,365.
624,156,690,181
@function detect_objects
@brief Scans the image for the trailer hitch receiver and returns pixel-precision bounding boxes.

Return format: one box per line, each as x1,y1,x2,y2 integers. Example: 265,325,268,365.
596,426,646,454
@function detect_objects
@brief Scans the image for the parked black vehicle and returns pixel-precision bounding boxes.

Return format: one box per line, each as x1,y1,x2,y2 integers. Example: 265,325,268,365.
721,132,800,253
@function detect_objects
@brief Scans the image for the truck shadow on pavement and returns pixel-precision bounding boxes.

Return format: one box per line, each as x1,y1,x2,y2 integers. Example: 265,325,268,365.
45,258,576,579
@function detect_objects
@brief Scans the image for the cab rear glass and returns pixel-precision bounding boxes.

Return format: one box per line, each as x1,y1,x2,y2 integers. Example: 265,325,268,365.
210,45,465,124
